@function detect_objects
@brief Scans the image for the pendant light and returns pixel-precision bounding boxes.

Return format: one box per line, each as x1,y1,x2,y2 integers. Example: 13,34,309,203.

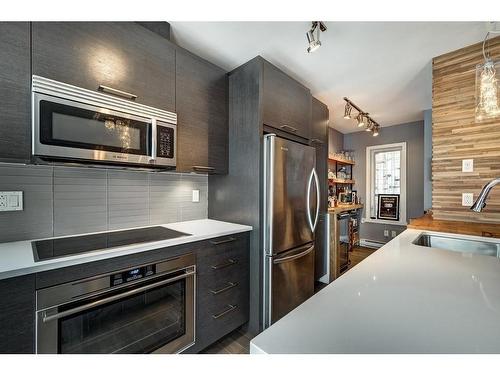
475,30,500,122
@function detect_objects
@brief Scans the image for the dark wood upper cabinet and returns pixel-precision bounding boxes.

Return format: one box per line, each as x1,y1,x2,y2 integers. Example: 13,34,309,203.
262,60,312,140
0,22,31,163
175,48,228,174
31,22,176,112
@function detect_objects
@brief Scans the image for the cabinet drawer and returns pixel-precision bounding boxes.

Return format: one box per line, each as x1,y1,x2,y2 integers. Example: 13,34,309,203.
196,282,249,349
197,262,248,302
197,236,249,276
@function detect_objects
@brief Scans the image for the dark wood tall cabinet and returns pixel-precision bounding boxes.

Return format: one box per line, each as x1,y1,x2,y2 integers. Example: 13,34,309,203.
208,56,315,333
175,48,228,174
311,97,329,280
0,22,31,163
31,22,176,112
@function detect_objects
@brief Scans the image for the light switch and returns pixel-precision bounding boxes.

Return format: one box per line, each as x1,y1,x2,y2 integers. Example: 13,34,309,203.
192,189,200,203
0,191,23,212
462,159,473,172
383,230,389,237
391,230,397,238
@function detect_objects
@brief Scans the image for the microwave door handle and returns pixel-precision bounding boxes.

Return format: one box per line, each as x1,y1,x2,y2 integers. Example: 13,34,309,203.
150,120,157,161
41,269,195,323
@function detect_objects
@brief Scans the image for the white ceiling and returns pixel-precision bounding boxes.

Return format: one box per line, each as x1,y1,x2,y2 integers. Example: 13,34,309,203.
170,22,487,133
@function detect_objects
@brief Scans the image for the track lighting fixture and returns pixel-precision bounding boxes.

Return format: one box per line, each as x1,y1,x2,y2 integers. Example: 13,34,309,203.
343,102,353,119
357,113,366,127
306,21,327,53
343,97,382,137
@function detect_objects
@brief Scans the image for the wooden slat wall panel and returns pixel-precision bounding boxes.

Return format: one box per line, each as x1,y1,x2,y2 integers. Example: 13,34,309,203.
432,36,500,223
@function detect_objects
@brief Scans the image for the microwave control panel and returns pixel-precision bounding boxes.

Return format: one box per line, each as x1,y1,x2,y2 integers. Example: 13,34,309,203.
156,125,174,159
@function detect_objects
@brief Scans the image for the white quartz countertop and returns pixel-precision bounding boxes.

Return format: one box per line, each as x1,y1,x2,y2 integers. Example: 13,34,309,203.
250,229,500,354
0,219,252,281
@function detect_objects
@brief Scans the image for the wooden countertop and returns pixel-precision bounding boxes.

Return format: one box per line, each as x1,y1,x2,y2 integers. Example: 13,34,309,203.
328,204,363,214
408,213,500,238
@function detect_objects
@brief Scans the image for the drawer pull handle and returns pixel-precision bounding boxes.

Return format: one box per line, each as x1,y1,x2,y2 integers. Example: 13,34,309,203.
212,304,237,319
311,138,324,145
192,166,215,173
211,258,237,270
210,282,238,295
98,85,137,100
210,237,236,245
280,124,298,133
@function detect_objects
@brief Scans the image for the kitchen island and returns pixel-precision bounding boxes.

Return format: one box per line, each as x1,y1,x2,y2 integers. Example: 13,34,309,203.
250,229,500,353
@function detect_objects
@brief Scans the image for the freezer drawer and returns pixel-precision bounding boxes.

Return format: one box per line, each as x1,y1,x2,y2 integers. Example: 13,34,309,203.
270,243,315,324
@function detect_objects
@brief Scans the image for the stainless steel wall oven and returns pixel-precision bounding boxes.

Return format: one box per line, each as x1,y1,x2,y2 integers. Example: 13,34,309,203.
36,253,195,354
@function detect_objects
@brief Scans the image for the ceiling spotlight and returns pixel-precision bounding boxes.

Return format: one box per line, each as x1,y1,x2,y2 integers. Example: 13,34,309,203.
372,126,380,137
343,103,352,119
306,21,327,53
365,119,373,132
357,113,366,127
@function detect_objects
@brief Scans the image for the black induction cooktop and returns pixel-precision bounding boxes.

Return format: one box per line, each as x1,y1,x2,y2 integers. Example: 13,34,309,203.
32,226,190,262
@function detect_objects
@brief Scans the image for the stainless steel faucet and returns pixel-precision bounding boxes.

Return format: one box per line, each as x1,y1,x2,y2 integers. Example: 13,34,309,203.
470,178,500,212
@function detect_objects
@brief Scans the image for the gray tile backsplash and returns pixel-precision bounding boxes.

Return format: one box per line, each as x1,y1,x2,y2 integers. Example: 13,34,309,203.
0,164,208,242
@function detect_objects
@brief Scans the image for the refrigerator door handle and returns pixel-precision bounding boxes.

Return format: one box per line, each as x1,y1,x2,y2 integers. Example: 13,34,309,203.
306,169,314,232
312,168,320,232
272,244,314,264
307,168,320,233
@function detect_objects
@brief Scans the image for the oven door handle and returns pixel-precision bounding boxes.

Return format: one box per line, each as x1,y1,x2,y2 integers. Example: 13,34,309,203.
42,269,195,323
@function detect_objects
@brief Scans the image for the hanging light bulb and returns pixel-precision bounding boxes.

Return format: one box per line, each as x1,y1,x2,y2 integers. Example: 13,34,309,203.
343,102,352,119
475,31,500,122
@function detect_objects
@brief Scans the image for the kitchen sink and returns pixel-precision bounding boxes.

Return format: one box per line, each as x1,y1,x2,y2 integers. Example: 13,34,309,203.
413,233,500,258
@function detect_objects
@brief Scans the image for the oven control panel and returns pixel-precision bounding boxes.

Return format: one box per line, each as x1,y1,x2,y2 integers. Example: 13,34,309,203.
111,264,156,286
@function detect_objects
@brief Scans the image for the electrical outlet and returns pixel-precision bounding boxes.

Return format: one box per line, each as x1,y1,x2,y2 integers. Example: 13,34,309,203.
462,159,473,172
0,191,23,212
192,189,200,203
462,193,474,206
383,229,389,237
391,230,397,238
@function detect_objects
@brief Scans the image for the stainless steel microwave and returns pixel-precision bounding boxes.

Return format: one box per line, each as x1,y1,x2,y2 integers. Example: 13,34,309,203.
32,75,177,168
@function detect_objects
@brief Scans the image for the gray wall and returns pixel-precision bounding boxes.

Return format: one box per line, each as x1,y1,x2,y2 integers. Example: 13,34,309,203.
0,163,208,243
423,109,432,211
343,120,425,243
328,127,344,155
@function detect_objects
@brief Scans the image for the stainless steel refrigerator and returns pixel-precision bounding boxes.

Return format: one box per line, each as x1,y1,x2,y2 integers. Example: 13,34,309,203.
263,134,320,328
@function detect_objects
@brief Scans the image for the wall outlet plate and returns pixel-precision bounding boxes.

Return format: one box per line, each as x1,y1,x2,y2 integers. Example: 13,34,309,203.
462,159,473,172
391,230,397,238
192,189,200,203
383,229,389,237
462,193,474,206
0,191,23,212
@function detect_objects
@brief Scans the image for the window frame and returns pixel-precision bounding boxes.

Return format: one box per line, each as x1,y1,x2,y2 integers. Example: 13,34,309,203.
364,142,407,226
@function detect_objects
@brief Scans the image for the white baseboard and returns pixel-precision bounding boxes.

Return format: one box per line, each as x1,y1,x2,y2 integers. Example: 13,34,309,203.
359,239,385,249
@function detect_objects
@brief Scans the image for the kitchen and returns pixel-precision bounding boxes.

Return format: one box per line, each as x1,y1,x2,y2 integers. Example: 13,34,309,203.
1,1,500,373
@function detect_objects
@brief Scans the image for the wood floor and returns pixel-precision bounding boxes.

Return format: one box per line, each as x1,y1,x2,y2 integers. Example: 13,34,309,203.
200,326,255,354
201,245,378,354
349,246,377,269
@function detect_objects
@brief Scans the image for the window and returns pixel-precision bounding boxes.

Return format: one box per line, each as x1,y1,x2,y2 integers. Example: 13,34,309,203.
365,142,407,225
